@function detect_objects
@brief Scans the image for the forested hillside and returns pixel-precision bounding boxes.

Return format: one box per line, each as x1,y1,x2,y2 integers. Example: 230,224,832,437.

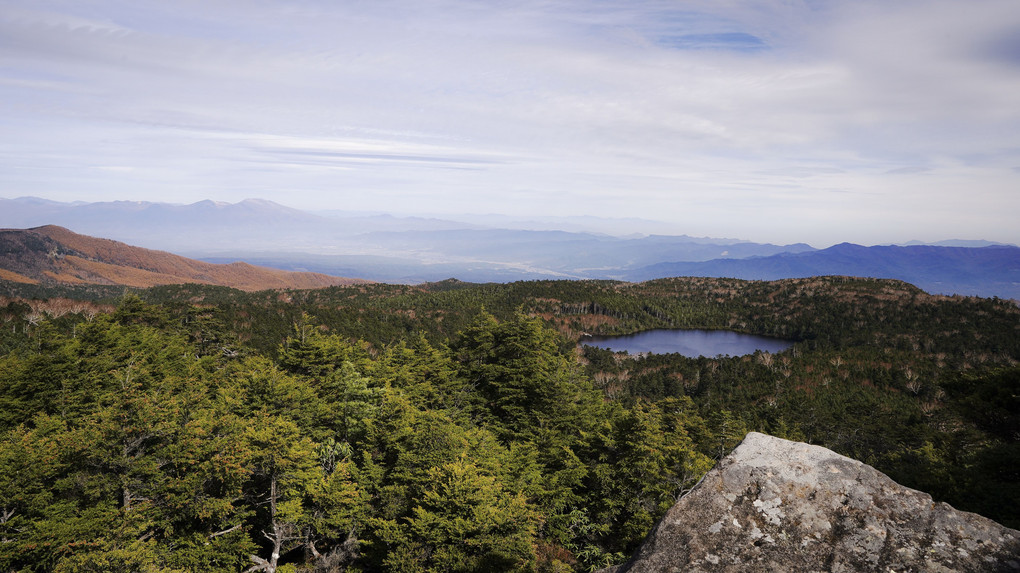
0,275,1017,572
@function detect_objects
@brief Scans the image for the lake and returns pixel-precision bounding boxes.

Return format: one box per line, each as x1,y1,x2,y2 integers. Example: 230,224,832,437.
581,329,794,358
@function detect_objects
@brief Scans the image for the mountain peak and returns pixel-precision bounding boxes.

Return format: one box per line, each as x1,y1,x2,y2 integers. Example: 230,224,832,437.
236,198,277,206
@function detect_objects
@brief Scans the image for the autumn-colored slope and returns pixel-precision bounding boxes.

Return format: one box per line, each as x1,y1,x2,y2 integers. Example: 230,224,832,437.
0,225,370,291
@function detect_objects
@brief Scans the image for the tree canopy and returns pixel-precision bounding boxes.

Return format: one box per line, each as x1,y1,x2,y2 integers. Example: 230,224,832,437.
1,275,1017,570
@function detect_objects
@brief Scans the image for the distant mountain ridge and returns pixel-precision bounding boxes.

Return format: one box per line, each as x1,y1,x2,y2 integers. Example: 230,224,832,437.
625,242,1020,299
2,197,1017,298
0,196,813,258
899,239,1011,248
0,196,818,279
0,225,368,291
0,197,479,253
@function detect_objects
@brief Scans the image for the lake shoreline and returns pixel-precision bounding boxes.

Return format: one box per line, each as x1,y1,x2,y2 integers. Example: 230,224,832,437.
580,328,794,358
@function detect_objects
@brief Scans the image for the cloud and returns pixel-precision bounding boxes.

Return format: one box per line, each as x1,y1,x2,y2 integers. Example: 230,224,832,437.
884,166,932,176
0,0,1018,245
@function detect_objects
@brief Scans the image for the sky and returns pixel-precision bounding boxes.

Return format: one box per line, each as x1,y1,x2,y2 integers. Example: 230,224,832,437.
1,0,1019,247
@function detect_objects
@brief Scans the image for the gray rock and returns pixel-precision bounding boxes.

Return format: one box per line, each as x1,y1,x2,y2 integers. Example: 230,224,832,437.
606,432,1020,573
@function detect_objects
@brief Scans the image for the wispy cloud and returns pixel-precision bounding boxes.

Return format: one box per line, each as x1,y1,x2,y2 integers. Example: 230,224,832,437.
1,0,1018,245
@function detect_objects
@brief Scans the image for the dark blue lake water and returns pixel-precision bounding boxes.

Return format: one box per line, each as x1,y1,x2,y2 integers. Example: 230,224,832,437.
581,329,794,358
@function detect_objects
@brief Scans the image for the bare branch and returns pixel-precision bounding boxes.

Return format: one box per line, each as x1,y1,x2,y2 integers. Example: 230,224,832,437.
209,523,242,538
308,540,322,560
243,555,271,573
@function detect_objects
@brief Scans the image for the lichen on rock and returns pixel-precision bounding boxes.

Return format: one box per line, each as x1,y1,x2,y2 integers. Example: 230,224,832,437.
605,432,1020,573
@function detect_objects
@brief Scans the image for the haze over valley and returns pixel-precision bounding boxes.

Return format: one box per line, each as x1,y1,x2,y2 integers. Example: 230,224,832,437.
2,196,1018,298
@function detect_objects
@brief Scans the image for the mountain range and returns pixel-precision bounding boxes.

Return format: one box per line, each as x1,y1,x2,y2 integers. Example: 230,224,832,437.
624,242,1020,299
1,197,1018,298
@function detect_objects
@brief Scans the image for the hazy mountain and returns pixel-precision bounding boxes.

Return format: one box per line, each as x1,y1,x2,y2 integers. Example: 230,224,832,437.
0,197,338,252
899,239,1012,248
625,243,1020,298
4,197,1017,298
0,196,814,273
0,225,368,291
0,197,803,257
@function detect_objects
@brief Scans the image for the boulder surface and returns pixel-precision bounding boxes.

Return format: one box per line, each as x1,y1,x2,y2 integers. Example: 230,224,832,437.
608,432,1020,572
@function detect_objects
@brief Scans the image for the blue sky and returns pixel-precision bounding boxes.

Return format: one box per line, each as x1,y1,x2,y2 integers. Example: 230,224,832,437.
1,0,1018,246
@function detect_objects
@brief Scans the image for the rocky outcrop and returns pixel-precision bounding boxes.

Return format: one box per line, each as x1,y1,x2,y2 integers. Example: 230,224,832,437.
608,432,1020,572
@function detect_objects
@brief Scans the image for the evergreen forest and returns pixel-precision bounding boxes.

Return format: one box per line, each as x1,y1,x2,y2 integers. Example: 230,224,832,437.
0,275,1017,572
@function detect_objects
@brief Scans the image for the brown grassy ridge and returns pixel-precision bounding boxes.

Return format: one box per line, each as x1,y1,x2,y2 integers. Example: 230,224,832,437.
0,225,370,291
0,268,37,284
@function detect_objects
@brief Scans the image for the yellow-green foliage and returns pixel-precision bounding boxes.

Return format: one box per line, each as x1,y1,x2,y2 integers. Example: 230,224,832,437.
1,277,1017,571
